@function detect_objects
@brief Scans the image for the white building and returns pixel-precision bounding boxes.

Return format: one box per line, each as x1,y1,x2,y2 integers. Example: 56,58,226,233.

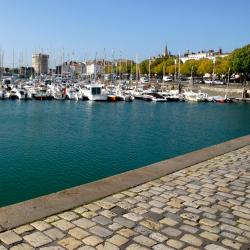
86,61,104,76
62,62,86,76
180,49,229,63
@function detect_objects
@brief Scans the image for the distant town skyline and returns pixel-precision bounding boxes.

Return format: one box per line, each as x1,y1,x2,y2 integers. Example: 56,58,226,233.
0,0,249,67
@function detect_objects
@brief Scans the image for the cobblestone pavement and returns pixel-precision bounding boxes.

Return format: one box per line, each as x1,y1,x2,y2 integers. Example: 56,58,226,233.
1,146,250,250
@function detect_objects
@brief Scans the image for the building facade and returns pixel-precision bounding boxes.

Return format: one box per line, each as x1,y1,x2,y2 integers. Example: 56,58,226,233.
32,53,49,75
86,61,104,76
56,61,86,77
180,49,229,63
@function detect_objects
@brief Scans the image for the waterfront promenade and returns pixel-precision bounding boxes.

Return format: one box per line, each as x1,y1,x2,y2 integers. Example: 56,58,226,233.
0,138,250,249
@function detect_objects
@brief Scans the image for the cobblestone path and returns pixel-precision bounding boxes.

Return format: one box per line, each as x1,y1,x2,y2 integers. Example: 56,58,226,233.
0,146,250,250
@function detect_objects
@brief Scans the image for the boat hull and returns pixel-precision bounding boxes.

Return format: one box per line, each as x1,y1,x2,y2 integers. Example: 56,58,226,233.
108,95,116,102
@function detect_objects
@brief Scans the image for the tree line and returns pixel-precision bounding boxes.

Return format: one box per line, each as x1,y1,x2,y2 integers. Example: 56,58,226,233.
104,44,250,80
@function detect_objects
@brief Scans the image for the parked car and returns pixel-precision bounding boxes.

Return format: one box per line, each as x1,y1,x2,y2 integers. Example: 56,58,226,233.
163,76,173,82
213,80,224,85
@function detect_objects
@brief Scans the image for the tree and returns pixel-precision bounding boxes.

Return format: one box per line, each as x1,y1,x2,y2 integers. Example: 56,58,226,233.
229,44,250,79
139,60,149,75
214,57,230,76
151,57,176,75
197,59,213,76
180,60,199,76
166,65,176,75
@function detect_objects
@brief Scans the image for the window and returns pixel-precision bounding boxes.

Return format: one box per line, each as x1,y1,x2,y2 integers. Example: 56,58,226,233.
92,87,101,95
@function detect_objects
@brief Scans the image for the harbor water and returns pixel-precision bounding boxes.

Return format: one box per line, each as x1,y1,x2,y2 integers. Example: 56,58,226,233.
1,100,250,207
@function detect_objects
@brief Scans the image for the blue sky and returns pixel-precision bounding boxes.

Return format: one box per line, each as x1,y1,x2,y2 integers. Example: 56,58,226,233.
0,0,249,67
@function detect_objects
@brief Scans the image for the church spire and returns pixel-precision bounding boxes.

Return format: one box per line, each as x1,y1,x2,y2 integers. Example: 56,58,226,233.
164,43,169,57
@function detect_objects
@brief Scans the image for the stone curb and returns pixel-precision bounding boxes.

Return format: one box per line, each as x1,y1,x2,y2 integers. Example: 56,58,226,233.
1,135,250,231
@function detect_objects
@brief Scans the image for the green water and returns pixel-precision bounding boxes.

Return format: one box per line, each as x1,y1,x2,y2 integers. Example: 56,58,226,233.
0,100,250,207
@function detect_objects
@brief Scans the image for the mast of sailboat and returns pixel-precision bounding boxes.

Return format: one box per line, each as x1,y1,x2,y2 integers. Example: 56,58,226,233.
103,48,106,82
212,57,216,84
12,48,15,76
0,49,1,78
130,58,133,86
163,61,165,77
148,58,151,83
227,67,230,87
119,51,122,80
174,58,177,82
225,67,230,98
94,52,97,83
178,53,181,81
178,53,181,94
61,48,64,79
125,57,128,78
111,50,114,84
136,54,138,87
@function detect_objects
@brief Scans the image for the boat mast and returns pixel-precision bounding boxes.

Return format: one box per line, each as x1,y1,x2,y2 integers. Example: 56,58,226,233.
148,58,151,83
212,57,216,84
111,50,114,84
94,52,97,83
119,51,122,81
126,57,128,77
174,59,177,82
178,53,181,94
178,53,181,81
130,59,133,86
226,67,230,98
61,48,64,79
103,48,106,81
0,48,2,79
136,54,138,87
12,48,15,76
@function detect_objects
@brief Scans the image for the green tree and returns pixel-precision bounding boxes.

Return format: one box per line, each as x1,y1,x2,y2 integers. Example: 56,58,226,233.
139,60,149,75
150,57,176,75
166,64,176,75
229,44,250,79
215,57,230,76
197,59,213,76
180,60,199,76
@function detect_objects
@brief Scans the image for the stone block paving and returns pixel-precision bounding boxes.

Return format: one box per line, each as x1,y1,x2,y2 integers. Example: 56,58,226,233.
1,146,250,249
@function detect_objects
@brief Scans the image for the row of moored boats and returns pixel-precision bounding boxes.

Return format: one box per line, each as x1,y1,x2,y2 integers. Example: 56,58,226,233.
0,81,246,103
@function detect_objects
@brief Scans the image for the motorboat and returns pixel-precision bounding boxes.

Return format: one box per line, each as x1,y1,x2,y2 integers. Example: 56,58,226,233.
184,90,207,102
152,97,168,102
53,92,66,100
107,94,116,102
83,84,107,101
20,90,32,100
125,95,135,102
2,90,10,99
65,90,79,101
9,89,21,100
34,91,48,100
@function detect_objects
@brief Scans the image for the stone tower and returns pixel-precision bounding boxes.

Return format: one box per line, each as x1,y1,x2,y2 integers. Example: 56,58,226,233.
32,53,49,75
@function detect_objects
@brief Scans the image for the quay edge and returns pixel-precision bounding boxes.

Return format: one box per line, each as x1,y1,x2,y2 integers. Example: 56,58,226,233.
0,134,250,231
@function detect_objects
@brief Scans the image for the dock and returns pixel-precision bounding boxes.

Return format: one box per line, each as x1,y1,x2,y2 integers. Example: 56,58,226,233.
0,136,250,249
